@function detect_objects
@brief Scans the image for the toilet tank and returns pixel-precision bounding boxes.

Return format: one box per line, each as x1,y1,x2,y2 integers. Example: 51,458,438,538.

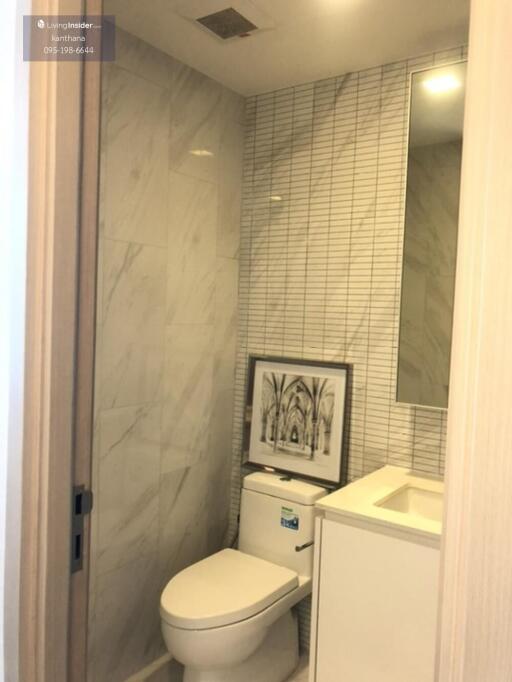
239,472,328,578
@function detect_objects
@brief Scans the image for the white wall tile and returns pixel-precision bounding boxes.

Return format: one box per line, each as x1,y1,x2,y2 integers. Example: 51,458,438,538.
103,66,169,247
89,552,164,682
169,68,223,183
214,257,239,392
167,172,217,325
96,404,161,575
100,239,166,409
161,324,214,473
90,30,243,682
231,45,465,651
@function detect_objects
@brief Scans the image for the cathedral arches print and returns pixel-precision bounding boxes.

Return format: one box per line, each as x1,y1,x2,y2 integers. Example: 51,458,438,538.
246,357,350,485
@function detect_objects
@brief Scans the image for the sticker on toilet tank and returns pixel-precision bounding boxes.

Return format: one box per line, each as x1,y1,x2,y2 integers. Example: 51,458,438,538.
281,506,299,531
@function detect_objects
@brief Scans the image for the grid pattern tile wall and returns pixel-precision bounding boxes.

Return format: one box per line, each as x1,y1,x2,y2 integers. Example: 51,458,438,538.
230,45,467,650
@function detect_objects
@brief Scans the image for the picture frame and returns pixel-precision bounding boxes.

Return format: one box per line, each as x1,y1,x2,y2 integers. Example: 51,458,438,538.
244,355,350,486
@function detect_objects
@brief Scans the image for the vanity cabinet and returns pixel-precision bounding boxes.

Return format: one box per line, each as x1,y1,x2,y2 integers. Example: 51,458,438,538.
309,516,440,682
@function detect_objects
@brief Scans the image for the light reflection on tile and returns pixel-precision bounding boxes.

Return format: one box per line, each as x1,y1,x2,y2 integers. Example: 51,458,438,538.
169,67,223,183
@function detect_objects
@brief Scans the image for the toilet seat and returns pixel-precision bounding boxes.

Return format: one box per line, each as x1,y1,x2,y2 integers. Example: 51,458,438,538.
160,548,298,630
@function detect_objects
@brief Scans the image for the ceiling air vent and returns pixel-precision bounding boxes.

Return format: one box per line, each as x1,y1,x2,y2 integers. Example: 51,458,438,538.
196,7,258,39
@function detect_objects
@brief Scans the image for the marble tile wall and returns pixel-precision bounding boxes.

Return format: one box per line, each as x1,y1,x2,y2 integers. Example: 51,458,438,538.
230,45,467,650
88,28,244,682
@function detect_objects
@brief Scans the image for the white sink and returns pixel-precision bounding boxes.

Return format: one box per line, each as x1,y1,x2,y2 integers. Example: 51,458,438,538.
316,465,444,540
376,485,443,523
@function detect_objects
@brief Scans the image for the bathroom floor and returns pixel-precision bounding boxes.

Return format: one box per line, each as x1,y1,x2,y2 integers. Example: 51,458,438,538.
287,656,309,681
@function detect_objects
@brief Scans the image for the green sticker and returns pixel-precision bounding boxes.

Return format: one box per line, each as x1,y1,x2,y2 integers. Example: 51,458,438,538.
281,506,299,531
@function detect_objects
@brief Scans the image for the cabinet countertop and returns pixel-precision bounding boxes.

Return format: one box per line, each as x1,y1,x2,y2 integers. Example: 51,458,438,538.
316,465,443,543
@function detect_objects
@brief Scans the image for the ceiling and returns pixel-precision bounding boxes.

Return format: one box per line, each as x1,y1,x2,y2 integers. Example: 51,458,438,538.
105,0,470,96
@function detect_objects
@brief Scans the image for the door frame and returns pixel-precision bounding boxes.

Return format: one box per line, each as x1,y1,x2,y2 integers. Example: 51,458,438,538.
68,0,102,677
19,0,101,680
437,0,512,679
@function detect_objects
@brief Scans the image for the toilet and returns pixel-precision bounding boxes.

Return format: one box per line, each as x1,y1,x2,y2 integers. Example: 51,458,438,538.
160,471,327,682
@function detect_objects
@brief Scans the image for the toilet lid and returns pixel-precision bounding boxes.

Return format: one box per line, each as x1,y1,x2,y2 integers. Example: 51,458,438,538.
160,549,298,630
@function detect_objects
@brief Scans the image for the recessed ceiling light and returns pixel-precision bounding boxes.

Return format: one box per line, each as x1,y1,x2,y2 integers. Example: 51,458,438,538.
189,149,214,157
423,74,461,94
270,195,283,202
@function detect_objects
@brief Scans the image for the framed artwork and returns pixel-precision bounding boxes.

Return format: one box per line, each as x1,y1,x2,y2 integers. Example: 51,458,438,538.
244,356,350,485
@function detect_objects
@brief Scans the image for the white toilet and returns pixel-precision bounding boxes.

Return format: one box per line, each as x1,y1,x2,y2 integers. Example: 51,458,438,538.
160,471,327,682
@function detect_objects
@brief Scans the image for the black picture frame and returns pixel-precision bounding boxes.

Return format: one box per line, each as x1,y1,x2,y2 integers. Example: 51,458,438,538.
242,355,351,487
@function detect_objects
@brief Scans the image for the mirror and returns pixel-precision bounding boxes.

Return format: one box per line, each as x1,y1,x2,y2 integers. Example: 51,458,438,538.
397,61,467,409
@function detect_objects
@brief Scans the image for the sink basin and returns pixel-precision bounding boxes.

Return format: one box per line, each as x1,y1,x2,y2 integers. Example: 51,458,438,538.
376,485,443,523
316,466,444,540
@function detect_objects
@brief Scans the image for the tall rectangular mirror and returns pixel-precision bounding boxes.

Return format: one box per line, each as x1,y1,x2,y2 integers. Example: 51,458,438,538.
397,61,467,409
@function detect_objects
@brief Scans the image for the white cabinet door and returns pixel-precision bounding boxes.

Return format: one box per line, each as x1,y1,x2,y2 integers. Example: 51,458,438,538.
314,519,439,682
